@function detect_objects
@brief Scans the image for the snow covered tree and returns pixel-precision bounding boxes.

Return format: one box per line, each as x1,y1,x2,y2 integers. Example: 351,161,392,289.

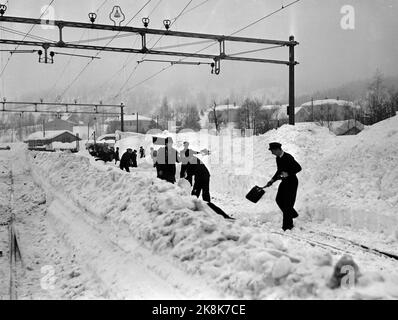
208,101,221,134
159,97,172,121
238,98,262,134
181,104,201,131
366,71,391,124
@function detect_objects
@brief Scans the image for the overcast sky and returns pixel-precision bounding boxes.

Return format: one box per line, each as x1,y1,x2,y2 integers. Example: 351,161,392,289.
0,0,397,106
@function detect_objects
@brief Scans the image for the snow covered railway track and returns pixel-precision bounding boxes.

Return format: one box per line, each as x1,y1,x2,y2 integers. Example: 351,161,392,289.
0,160,23,300
265,224,398,262
301,227,398,261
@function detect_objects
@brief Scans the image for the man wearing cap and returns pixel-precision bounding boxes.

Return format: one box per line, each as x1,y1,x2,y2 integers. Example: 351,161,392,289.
265,142,302,231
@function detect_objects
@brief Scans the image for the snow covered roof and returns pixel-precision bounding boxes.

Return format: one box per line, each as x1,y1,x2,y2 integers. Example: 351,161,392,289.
324,119,364,135
105,115,154,122
300,99,360,108
208,104,241,112
123,114,153,121
26,130,76,141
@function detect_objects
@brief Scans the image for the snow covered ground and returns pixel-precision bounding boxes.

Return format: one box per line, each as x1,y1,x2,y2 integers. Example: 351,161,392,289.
1,115,398,300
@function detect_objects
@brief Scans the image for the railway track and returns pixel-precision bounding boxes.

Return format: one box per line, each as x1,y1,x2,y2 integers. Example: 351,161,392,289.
0,160,24,300
260,222,398,262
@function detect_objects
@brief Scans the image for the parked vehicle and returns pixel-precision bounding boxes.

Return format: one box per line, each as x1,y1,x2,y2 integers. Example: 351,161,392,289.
85,133,116,149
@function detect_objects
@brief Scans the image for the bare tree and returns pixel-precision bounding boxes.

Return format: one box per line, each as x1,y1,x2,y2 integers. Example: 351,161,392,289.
366,71,391,124
209,101,221,134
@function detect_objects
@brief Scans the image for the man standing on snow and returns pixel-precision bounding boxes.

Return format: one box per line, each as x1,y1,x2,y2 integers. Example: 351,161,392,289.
155,137,180,183
114,147,120,164
180,141,200,185
186,152,211,202
120,148,133,172
265,142,302,231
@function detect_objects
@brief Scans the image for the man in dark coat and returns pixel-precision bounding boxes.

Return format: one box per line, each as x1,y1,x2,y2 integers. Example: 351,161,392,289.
120,148,132,172
131,150,138,167
139,146,145,158
155,137,180,183
186,153,211,202
179,141,200,185
265,142,302,231
114,147,120,164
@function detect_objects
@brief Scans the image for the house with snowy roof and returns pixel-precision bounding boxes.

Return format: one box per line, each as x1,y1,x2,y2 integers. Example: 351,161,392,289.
45,118,78,131
295,99,361,123
105,114,156,134
24,130,81,151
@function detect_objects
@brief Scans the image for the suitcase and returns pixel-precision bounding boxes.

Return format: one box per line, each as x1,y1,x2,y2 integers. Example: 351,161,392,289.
245,185,265,203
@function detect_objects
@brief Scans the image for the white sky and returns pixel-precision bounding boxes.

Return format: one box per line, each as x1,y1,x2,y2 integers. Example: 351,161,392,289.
0,0,397,106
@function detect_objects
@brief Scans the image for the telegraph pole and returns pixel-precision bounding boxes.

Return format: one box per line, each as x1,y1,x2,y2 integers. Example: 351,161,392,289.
120,103,124,132
288,35,295,125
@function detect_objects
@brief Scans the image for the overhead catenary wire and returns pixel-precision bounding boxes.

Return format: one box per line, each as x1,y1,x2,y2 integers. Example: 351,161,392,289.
115,0,301,97
0,0,56,78
48,0,111,101
97,0,164,94
57,0,153,102
228,44,284,57
111,0,196,100
0,25,55,43
170,0,211,22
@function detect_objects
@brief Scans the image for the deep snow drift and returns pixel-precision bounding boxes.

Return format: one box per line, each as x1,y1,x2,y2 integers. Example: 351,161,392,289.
26,116,398,299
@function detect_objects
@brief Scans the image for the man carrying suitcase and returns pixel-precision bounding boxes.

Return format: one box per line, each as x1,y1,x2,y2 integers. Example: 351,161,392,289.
265,142,302,231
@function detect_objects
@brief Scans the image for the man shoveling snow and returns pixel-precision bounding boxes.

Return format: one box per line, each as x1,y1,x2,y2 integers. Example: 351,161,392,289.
265,142,302,231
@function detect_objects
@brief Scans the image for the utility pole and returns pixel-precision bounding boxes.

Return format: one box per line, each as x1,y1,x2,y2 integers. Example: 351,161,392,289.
136,112,139,133
120,102,124,132
288,35,295,125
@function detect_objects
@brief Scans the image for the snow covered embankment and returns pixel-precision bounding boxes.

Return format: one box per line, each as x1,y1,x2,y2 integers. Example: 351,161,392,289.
28,151,398,299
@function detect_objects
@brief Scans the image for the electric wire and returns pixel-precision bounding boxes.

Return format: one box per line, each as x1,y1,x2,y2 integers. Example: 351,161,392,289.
116,0,302,96
0,25,55,43
56,0,153,102
111,0,195,100
0,0,56,78
97,0,163,93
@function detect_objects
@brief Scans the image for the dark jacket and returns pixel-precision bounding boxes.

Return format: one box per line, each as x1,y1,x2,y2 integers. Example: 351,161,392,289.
272,152,302,181
120,151,131,167
186,157,210,181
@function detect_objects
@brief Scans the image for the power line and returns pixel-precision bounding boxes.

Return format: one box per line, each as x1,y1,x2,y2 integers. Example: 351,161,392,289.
171,0,211,22
230,0,301,36
0,0,56,78
95,0,110,14
56,0,153,102
228,44,284,57
111,0,195,100
97,0,164,93
114,0,301,97
48,0,112,101
0,25,55,43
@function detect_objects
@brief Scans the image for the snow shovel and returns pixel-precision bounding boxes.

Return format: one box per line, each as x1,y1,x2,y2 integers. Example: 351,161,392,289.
206,202,234,220
245,185,268,203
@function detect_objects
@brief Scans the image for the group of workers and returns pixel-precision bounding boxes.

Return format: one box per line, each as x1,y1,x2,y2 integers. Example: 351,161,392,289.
149,138,211,202
114,137,302,231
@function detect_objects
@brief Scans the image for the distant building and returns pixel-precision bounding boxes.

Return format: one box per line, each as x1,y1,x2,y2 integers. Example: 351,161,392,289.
25,130,81,151
106,114,155,134
295,99,361,123
45,118,77,132
207,104,241,128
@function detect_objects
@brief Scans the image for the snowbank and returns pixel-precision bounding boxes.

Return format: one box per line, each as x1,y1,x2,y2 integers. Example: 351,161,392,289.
28,149,398,299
